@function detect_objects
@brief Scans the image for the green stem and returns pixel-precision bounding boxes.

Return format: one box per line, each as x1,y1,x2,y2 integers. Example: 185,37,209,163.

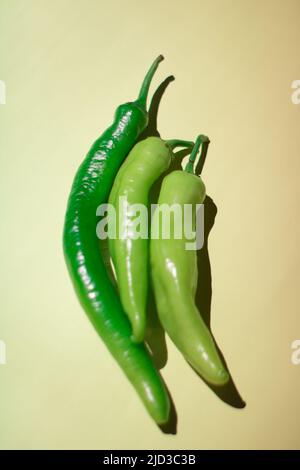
137,55,164,108
185,135,209,174
166,139,194,150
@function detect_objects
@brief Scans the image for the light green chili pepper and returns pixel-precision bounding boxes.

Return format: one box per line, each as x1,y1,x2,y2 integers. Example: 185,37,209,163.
108,136,193,342
150,136,229,386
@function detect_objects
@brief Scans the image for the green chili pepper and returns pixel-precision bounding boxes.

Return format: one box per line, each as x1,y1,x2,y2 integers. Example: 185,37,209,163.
150,136,229,386
63,55,171,424
108,136,194,342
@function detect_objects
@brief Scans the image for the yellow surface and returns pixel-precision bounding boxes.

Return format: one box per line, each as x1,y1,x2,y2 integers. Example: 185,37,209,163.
1,0,300,449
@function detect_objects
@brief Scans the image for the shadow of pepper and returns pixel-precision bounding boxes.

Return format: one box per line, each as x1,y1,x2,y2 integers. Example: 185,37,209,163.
194,194,246,408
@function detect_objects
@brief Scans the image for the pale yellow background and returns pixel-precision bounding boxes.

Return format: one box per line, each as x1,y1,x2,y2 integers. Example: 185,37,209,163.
1,0,300,449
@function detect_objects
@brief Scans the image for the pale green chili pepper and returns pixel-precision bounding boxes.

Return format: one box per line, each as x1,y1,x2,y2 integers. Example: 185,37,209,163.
150,136,229,386
108,136,193,342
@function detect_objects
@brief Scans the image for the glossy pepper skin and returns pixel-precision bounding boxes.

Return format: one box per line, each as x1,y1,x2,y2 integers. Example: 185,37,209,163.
150,136,229,386
108,136,193,342
63,56,170,425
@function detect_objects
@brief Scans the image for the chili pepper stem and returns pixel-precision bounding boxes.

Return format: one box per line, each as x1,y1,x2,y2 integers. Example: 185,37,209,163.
166,139,194,150
185,135,209,174
137,55,164,108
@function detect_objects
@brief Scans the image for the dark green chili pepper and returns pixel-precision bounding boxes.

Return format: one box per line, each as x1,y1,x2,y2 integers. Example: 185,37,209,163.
108,136,193,343
150,136,229,386
63,56,170,424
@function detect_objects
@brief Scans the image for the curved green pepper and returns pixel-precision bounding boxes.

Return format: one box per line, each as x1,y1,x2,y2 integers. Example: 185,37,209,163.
108,136,193,342
63,56,170,424
150,136,229,386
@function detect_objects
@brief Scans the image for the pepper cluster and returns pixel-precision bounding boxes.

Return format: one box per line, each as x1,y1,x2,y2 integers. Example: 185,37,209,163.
63,56,229,427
